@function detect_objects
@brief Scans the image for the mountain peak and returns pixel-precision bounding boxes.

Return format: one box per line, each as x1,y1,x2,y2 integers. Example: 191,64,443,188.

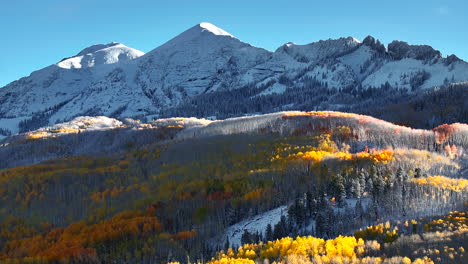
76,42,121,56
147,22,241,54
276,36,361,62
362,35,386,53
388,40,442,60
56,42,144,69
198,22,234,37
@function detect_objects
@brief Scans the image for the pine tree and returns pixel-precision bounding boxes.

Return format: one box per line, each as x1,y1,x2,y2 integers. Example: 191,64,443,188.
288,198,305,227
332,173,346,207
241,230,252,244
395,167,403,184
386,171,395,189
306,191,314,218
273,215,288,239
359,170,367,195
224,236,230,252
265,224,273,242
351,177,362,199
371,169,385,201
354,198,364,223
315,211,328,238
316,193,333,238
414,168,422,178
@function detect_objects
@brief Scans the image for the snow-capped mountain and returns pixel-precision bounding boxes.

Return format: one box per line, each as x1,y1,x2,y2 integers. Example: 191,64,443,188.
57,42,144,69
0,42,146,135
1,22,467,137
132,22,271,103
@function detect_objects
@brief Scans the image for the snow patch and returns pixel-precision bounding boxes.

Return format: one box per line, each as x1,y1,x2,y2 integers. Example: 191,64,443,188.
152,117,212,128
258,82,287,96
223,206,288,248
57,43,144,69
199,22,234,38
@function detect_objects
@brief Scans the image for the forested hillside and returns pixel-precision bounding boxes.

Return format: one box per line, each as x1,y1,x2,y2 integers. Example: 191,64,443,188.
0,111,466,263
185,210,468,264
161,82,468,129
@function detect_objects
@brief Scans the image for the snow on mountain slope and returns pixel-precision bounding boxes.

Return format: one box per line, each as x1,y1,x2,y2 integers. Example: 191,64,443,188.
132,22,271,102
302,61,357,89
362,58,468,90
0,42,145,135
338,45,374,79
258,82,287,96
221,205,288,248
218,197,371,248
1,22,468,137
276,37,361,63
26,116,124,139
240,37,366,94
57,42,144,69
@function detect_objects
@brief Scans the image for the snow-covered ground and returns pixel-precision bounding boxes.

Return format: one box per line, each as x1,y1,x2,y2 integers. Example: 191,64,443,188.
258,82,287,96
56,42,144,69
220,206,288,248
216,197,372,248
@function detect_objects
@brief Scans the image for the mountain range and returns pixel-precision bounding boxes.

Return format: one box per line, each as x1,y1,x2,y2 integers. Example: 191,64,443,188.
1,22,467,137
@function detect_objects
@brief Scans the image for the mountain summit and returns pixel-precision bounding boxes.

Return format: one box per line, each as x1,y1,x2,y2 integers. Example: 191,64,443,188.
191,22,235,38
57,42,144,69
0,22,467,137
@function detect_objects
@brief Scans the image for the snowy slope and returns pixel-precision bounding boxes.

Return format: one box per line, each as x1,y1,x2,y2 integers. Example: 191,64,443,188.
362,58,468,89
0,42,146,136
222,205,288,248
1,24,468,137
133,22,271,101
57,42,144,69
276,37,361,63
219,197,371,248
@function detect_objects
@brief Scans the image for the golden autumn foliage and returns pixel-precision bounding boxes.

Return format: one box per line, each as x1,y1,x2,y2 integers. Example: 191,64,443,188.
169,258,256,264
215,235,367,262
206,258,255,264
0,210,163,263
25,131,49,140
50,128,80,134
271,133,394,167
354,222,399,243
426,211,467,232
243,188,265,200
282,111,373,119
412,176,468,192
172,229,196,240
88,184,140,202
196,212,468,264
0,155,135,205
392,149,459,172
285,148,394,165
195,234,436,264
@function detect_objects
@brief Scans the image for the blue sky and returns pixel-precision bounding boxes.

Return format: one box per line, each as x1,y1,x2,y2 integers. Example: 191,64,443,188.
0,0,466,87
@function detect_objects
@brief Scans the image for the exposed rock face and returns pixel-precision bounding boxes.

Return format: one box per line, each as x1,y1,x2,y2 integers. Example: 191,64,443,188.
362,36,386,54
388,40,442,60
275,37,361,63
446,54,462,65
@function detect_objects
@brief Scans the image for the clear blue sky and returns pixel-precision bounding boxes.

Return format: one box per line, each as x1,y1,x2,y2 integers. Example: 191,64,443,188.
1,0,466,87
